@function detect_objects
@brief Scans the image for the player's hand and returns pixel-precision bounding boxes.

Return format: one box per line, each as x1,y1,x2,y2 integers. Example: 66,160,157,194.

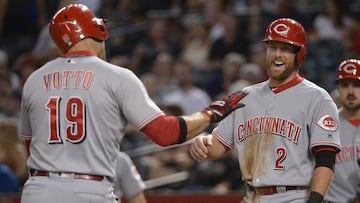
189,135,213,162
202,90,248,123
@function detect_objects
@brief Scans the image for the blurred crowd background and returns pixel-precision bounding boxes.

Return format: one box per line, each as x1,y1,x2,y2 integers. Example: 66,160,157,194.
1,0,360,196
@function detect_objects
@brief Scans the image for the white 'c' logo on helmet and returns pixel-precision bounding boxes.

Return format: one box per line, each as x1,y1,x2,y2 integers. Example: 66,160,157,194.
273,23,289,36
60,20,82,32
343,64,357,75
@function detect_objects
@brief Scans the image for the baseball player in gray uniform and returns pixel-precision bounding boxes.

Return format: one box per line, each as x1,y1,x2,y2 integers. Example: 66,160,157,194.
190,18,342,203
324,59,360,203
114,152,147,203
18,4,247,203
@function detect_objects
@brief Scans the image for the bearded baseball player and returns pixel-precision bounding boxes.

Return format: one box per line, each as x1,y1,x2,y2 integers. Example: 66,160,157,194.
324,59,360,203
190,18,342,203
18,4,247,203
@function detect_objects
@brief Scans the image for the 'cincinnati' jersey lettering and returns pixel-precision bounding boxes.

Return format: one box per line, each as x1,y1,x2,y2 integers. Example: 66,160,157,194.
237,116,301,144
43,70,94,90
336,144,360,163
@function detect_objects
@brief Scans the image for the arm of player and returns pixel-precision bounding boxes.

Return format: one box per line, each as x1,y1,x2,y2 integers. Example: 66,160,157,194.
309,166,333,196
307,147,337,203
189,134,227,161
142,91,247,146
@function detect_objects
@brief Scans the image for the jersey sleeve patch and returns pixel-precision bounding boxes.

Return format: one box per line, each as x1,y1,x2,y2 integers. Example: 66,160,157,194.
316,114,338,132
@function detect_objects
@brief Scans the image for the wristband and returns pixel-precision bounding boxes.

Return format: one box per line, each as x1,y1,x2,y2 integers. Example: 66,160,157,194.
176,117,187,144
306,191,323,203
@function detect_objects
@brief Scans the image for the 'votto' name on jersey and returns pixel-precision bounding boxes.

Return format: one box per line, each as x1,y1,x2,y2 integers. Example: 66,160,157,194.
43,70,94,90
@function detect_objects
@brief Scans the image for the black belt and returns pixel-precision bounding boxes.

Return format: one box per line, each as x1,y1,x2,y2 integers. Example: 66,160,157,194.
29,169,113,182
247,184,308,195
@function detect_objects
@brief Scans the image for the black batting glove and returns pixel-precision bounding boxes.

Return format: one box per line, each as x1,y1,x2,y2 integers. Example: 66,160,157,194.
202,90,248,123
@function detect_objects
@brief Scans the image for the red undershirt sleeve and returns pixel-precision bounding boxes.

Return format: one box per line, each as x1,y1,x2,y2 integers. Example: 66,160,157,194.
141,115,184,146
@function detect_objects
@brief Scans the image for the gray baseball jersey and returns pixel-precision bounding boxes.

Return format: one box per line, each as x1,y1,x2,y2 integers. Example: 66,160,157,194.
114,152,146,201
213,76,341,202
325,111,360,202
19,52,163,178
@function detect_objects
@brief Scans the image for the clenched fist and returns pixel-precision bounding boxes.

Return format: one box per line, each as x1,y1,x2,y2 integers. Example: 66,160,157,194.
189,134,213,161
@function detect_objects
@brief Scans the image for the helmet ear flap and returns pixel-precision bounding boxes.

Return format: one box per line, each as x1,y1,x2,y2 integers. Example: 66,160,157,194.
296,46,306,66
94,18,107,32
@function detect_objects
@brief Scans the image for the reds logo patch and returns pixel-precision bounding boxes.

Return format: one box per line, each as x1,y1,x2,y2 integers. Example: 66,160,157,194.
317,114,338,131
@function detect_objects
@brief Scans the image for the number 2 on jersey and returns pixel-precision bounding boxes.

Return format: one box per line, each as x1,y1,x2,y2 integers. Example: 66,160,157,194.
275,147,286,170
46,96,86,144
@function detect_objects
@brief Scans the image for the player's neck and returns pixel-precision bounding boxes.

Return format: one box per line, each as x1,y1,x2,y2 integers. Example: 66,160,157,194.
268,75,303,93
268,72,299,88
342,108,360,124
67,38,99,56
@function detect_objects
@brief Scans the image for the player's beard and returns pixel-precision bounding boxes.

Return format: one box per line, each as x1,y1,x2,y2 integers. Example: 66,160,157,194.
266,58,297,83
342,95,360,112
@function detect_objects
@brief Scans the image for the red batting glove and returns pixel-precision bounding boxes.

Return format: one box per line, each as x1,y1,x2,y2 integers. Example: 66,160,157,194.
202,90,248,123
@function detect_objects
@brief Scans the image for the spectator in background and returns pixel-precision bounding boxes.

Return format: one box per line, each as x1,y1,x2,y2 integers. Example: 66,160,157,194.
226,63,264,98
0,49,21,92
203,0,226,43
114,151,147,203
0,50,14,117
185,150,243,195
181,21,210,70
215,52,264,101
206,11,250,97
349,13,360,58
311,0,353,43
139,73,161,105
13,62,37,91
162,59,211,115
238,62,264,85
208,12,250,69
0,0,52,66
150,52,177,103
247,42,267,72
131,18,180,75
180,21,211,88
306,0,353,92
0,163,20,193
0,90,21,121
262,0,309,30
0,0,6,36
215,52,247,99
0,118,28,186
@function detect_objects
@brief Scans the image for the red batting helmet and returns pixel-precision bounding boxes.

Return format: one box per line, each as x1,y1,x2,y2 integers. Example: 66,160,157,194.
336,59,360,81
49,4,108,53
263,18,307,65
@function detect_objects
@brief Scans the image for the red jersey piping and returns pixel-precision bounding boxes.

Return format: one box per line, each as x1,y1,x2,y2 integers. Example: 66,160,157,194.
62,51,96,57
270,75,304,94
